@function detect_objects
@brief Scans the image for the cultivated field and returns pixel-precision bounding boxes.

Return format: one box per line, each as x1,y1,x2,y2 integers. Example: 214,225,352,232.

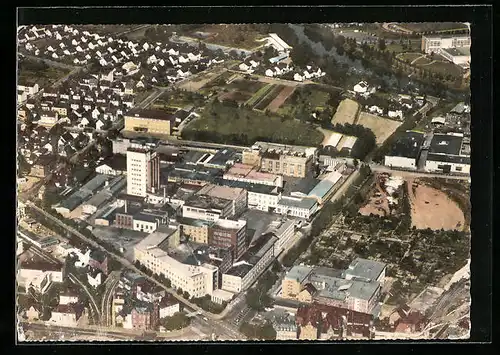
331,98,360,125
245,84,275,107
357,112,402,145
254,85,285,111
407,179,465,231
218,79,267,105
266,86,296,112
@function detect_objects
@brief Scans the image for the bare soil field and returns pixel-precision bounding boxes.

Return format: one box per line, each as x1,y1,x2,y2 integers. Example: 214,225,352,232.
407,179,465,231
357,112,402,145
331,98,360,125
266,86,296,112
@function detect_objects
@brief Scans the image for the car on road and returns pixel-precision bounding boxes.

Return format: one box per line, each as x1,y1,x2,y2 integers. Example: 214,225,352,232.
202,317,208,321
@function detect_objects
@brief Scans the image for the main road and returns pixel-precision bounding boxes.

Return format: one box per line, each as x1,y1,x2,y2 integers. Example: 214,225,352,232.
369,163,470,181
25,201,245,340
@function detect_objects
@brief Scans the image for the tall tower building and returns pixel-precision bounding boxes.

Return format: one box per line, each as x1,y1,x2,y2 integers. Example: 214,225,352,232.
126,147,160,197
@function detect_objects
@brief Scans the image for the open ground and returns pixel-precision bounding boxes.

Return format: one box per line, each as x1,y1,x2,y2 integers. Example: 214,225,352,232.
187,24,267,50
407,178,465,231
357,112,402,145
18,59,71,89
331,98,360,125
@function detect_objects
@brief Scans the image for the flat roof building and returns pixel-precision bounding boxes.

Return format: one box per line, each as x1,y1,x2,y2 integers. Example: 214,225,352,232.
384,131,425,170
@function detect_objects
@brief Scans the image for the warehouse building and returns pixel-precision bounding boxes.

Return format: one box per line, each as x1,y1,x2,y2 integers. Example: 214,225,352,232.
384,131,425,170
124,109,176,136
221,233,278,293
424,133,470,174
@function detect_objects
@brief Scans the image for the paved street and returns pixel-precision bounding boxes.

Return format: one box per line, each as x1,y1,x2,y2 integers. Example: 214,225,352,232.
369,164,470,181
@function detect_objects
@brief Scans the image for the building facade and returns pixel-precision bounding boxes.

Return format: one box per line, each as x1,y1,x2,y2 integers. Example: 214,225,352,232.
126,147,160,197
208,219,247,260
124,109,174,135
421,34,471,54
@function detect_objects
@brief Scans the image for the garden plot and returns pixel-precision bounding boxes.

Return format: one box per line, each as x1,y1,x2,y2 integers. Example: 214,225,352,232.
265,86,296,112
357,112,402,145
244,84,275,108
218,79,266,104
254,85,284,111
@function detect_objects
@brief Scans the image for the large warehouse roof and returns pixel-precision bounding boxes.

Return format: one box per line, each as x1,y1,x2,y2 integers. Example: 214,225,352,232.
386,131,424,159
428,133,463,156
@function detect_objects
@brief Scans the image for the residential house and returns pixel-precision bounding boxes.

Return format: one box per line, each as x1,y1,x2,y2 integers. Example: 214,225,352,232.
158,295,181,318
49,304,84,327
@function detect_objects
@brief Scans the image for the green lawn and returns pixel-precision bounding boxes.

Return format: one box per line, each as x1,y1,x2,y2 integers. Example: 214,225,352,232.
413,56,434,66
183,102,323,146
398,52,424,63
423,61,464,78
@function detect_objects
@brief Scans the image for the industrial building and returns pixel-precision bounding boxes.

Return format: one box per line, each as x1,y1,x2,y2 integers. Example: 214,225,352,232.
182,184,247,222
275,196,318,220
124,109,176,136
424,133,470,174
281,258,386,315
221,233,278,293
242,141,317,178
384,131,425,170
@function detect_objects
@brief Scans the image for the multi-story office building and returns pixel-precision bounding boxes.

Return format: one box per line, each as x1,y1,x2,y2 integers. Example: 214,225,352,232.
209,219,247,260
126,147,160,197
242,141,317,178
134,228,216,298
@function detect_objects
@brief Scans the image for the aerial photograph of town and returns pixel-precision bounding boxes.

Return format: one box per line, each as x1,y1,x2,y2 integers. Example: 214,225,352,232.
16,22,471,341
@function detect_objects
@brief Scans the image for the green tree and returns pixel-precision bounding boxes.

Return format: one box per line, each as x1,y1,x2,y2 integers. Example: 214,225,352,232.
177,287,183,295
378,39,386,51
183,291,190,300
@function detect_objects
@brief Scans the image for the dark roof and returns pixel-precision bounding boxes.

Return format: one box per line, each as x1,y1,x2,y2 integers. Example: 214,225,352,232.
428,134,463,156
426,153,470,165
283,176,320,196
387,131,424,159
33,154,56,167
100,154,127,171
21,259,63,272
126,108,176,123
90,249,108,263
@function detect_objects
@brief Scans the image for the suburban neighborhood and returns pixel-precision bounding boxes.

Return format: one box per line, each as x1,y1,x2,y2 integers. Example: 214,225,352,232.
17,21,471,342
